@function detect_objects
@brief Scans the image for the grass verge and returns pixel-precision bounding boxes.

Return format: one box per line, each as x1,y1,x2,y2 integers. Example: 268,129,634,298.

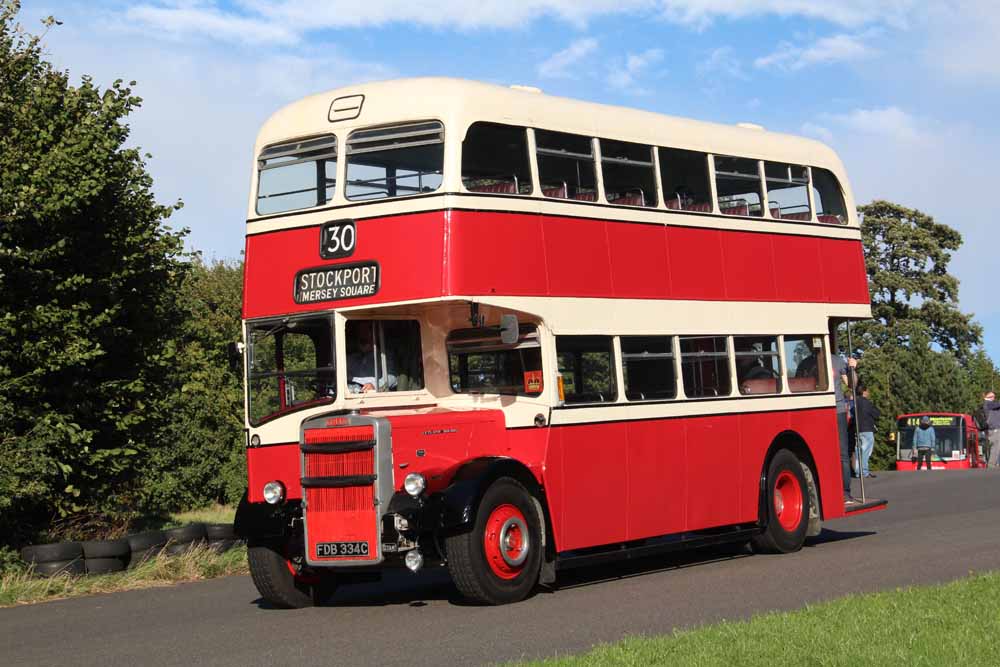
523,571,1000,666
0,543,248,608
166,503,236,527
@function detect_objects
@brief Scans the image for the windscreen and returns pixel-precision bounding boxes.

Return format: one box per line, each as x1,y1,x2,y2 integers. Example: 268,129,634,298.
247,316,335,424
896,416,964,461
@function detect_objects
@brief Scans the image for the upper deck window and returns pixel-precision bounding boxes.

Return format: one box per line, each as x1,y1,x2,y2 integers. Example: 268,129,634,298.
811,168,848,224
600,139,657,208
715,156,763,217
345,121,444,201
535,130,598,202
256,135,337,215
448,324,542,395
462,122,532,195
659,147,712,212
764,162,810,220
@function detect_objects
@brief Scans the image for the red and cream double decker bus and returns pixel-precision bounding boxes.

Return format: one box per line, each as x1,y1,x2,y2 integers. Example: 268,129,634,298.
234,78,884,608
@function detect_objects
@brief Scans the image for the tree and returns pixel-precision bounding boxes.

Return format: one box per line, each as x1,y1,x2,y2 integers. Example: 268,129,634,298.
850,200,995,470
140,257,245,512
0,1,188,539
858,200,982,357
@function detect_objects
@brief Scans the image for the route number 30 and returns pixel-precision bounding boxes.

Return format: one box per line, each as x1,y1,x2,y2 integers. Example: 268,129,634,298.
320,220,356,259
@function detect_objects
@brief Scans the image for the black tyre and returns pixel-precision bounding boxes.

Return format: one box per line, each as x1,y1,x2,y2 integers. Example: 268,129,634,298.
445,477,543,605
164,524,207,544
81,539,130,559
20,542,83,564
164,542,197,557
247,538,337,609
205,523,235,541
32,559,86,577
127,530,167,552
751,449,811,554
85,557,126,575
208,539,239,553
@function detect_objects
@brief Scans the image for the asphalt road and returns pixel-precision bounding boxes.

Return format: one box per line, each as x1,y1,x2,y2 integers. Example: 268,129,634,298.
4,470,1000,666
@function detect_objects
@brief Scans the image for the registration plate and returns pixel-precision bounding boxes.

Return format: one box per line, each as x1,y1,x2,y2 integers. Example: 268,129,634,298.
316,541,370,558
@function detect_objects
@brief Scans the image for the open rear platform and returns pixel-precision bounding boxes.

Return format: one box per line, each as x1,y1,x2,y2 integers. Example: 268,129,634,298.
844,498,888,515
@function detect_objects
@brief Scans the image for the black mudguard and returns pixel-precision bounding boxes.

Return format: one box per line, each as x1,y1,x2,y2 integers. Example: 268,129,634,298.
425,457,541,533
233,491,292,540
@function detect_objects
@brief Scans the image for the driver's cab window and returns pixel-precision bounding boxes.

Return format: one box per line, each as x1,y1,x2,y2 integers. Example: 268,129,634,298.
345,320,424,394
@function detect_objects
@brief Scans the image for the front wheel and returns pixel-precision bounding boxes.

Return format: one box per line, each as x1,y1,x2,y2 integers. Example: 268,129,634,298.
751,449,810,554
445,477,543,605
247,538,337,608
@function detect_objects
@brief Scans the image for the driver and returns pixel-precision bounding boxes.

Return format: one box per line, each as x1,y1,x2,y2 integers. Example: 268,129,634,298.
346,321,397,393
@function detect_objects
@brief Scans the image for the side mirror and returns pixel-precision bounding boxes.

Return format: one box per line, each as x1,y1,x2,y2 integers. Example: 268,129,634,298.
227,341,244,374
500,314,519,345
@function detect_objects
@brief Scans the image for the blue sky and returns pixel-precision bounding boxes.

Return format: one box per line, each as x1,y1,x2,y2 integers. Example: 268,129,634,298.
20,1,1000,360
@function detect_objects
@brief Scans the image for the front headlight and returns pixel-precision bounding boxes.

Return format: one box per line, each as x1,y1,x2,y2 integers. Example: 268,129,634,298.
403,473,426,497
262,480,285,504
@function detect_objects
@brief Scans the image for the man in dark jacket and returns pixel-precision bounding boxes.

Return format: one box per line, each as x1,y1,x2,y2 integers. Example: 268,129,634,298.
855,384,880,478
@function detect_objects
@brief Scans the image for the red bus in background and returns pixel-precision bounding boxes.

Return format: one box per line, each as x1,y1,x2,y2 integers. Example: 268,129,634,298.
233,78,885,609
894,413,985,470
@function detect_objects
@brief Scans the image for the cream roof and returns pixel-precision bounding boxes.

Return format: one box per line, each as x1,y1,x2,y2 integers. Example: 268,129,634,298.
254,77,849,177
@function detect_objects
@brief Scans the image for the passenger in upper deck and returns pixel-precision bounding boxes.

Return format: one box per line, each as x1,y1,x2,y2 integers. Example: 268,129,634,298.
346,321,398,393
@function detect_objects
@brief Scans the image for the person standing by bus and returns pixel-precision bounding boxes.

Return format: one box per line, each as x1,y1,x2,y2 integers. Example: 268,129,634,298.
913,415,936,471
855,384,880,478
982,391,1000,468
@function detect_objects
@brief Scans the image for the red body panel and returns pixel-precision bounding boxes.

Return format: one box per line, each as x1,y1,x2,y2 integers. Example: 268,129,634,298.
244,210,870,318
246,444,301,502
245,406,846,553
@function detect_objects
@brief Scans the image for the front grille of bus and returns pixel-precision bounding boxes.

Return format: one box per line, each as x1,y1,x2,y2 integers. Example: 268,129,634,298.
300,424,380,563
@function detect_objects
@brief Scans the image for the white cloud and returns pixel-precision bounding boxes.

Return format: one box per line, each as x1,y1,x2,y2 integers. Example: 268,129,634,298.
755,33,875,71
119,0,920,45
800,121,834,145
537,38,599,79
922,0,1000,83
606,48,664,94
697,46,746,79
657,0,915,29
825,107,922,144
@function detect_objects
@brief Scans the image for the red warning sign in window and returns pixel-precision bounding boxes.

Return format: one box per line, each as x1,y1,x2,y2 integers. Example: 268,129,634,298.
523,370,543,394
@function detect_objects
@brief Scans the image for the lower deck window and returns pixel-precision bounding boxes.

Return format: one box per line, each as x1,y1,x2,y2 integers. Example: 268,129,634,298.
448,325,542,395
622,336,675,401
557,336,616,403
784,335,828,392
680,336,731,398
345,320,424,393
735,336,780,395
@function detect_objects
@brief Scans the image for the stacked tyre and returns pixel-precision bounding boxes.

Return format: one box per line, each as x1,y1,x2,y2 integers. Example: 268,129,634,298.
81,539,130,574
126,530,168,568
205,523,238,552
20,543,86,577
163,524,207,556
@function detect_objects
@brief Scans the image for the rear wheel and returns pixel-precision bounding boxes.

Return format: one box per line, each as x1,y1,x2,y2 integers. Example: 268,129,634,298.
752,449,810,554
247,538,337,608
445,477,543,605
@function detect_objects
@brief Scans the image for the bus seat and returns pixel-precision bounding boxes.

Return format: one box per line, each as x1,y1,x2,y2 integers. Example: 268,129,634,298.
788,377,818,392
721,204,749,216
665,196,681,210
468,181,517,194
769,207,781,218
543,183,568,198
686,202,712,213
817,214,842,224
782,212,812,221
741,378,779,394
611,192,644,207
572,191,598,202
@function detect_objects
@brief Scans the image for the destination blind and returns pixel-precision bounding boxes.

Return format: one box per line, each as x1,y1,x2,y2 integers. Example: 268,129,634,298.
295,261,380,304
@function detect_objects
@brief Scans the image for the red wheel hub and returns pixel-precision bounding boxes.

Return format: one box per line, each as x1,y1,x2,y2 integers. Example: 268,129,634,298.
773,470,804,532
483,503,530,580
